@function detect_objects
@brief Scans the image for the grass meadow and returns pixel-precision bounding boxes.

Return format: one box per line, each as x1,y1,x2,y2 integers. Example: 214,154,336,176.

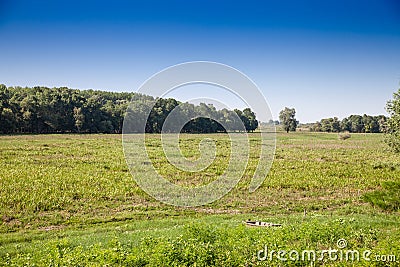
0,132,399,266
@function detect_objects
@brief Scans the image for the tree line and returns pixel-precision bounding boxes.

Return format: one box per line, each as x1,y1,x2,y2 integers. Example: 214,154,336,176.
308,114,387,133
269,107,387,134
0,84,258,134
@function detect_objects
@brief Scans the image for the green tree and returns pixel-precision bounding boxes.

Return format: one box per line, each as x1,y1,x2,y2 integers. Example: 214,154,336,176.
349,115,364,133
242,108,258,132
320,117,340,132
234,109,248,132
363,114,380,133
377,115,387,133
310,121,322,132
0,85,260,134
0,84,12,133
340,117,351,132
320,118,331,132
1,108,17,133
279,107,298,133
73,107,84,132
385,89,400,152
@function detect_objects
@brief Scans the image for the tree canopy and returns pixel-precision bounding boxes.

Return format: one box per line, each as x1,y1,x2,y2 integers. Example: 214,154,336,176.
0,85,259,134
309,114,386,133
279,107,298,133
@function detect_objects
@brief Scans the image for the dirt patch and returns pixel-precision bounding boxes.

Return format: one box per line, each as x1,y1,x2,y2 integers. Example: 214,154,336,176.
280,143,362,149
38,225,66,231
192,208,241,214
2,217,22,227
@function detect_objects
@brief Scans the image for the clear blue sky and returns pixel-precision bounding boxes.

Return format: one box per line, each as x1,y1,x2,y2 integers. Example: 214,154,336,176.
0,0,399,122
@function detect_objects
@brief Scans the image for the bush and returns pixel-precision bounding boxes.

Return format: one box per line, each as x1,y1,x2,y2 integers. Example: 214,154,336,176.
338,132,351,140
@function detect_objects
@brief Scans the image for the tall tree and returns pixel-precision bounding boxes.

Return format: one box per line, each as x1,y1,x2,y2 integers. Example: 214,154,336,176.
385,89,400,152
320,117,341,132
242,108,258,132
349,115,364,133
279,107,298,133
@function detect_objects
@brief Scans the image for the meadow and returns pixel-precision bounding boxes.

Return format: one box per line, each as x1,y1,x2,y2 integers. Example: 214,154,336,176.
0,132,399,266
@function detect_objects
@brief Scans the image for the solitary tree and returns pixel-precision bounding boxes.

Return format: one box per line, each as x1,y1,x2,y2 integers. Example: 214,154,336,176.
242,108,258,132
385,89,400,152
279,107,298,133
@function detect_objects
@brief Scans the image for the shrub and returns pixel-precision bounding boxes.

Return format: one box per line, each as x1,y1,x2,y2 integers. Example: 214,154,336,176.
385,89,400,152
338,132,351,140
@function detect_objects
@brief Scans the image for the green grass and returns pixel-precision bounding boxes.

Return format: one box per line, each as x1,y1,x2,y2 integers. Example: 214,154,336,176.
0,132,399,266
363,181,400,211
0,214,398,266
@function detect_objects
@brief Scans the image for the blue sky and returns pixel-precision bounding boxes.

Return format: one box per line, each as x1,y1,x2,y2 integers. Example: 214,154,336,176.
0,0,399,122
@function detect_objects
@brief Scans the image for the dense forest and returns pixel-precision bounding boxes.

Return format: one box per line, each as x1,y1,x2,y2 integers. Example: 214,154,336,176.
0,84,258,134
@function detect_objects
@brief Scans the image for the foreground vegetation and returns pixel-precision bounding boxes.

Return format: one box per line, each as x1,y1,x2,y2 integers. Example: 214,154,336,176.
385,88,400,152
0,132,399,266
1,214,398,266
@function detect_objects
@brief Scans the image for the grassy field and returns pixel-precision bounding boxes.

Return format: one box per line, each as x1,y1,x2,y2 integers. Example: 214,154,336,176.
0,132,399,266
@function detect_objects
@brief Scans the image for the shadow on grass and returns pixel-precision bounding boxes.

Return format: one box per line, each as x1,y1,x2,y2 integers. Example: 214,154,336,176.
363,181,400,211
